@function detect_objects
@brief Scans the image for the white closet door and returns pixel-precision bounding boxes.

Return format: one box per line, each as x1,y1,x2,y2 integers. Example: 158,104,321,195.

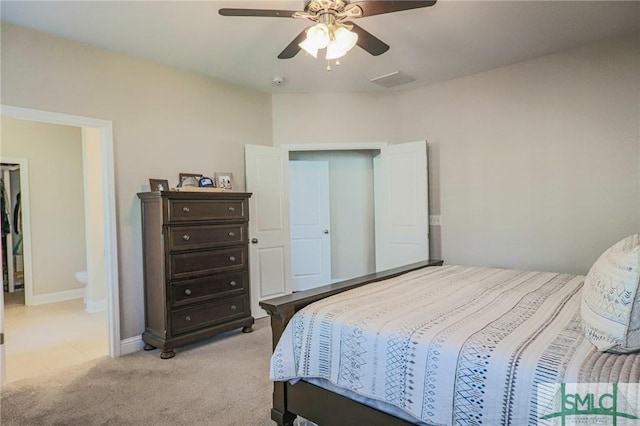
375,141,429,271
289,161,331,291
245,145,291,318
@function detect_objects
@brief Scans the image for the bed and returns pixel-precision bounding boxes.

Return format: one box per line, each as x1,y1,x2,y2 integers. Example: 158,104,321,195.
259,235,640,426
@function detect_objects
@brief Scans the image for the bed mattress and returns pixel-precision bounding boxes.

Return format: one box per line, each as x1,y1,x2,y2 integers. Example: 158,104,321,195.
270,265,640,425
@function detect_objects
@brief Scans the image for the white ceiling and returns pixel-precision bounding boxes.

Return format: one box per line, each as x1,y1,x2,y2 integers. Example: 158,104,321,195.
1,1,639,94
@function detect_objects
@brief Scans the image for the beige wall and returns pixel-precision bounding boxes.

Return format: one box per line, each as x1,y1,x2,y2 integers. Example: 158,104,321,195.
273,93,393,146
394,31,640,274
273,32,640,275
1,117,87,296
3,21,638,342
1,23,273,339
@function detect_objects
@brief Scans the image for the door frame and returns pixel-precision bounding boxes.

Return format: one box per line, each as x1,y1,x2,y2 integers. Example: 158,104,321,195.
281,142,388,152
0,104,121,358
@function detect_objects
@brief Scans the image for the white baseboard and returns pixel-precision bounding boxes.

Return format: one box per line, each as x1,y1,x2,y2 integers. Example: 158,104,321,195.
253,309,269,319
30,288,84,305
120,335,144,356
85,299,106,313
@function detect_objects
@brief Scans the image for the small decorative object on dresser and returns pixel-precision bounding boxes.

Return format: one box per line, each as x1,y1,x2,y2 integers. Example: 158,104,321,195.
214,172,234,191
149,179,169,192
137,190,254,359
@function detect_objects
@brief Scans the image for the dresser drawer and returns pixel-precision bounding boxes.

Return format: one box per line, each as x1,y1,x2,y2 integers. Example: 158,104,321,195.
170,246,247,280
171,272,247,307
168,199,247,223
168,224,246,251
171,296,248,335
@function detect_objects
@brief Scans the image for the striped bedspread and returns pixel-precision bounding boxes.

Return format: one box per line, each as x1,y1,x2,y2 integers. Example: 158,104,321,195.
270,265,640,425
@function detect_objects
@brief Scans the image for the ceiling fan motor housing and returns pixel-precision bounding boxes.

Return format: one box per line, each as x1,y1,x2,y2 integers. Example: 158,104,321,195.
306,0,346,13
300,0,362,23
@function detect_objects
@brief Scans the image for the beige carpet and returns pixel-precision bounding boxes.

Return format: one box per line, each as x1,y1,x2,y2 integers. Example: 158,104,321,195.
0,317,279,425
3,290,25,308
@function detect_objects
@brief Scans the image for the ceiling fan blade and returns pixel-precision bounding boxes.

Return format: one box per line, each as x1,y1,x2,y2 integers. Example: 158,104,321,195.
352,0,436,17
278,29,308,59
348,23,390,56
219,8,298,18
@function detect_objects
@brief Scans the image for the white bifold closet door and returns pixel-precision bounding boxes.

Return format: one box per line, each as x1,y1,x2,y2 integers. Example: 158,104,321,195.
244,145,292,318
374,141,429,271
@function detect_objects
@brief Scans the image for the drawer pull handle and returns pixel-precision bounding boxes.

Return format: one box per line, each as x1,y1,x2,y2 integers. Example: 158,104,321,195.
230,305,237,311
182,234,190,241
185,315,191,321
228,206,235,212
228,231,235,237
184,289,192,296
229,256,236,262
182,206,190,213
229,281,237,287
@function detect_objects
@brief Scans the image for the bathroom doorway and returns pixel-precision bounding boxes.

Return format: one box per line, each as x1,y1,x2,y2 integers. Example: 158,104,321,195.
1,123,106,383
0,105,120,383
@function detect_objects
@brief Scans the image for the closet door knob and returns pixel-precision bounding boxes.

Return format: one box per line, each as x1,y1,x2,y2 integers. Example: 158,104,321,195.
182,206,190,213
251,238,259,244
323,229,329,234
182,234,190,241
184,289,192,296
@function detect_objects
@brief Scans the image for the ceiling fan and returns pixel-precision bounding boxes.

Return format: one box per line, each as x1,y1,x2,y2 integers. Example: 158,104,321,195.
219,1,437,62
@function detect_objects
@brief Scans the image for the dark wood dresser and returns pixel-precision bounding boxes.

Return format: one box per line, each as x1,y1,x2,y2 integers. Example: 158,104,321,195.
137,190,254,359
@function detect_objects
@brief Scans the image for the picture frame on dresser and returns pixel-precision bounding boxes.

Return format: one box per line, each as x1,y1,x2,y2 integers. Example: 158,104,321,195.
178,172,203,187
214,172,234,191
149,178,169,192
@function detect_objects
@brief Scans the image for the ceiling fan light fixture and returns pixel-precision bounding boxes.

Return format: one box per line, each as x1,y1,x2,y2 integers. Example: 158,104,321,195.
333,26,358,52
325,40,347,60
299,23,332,57
298,38,320,58
325,26,357,61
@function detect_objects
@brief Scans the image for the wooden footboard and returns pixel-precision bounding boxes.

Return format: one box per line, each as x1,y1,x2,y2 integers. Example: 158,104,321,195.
259,259,443,426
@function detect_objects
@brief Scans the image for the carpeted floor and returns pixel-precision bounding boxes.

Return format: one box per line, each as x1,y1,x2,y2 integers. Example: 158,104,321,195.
3,290,25,308
0,317,279,425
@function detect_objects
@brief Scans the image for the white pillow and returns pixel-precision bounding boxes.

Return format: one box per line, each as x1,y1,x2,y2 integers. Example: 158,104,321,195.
581,234,640,353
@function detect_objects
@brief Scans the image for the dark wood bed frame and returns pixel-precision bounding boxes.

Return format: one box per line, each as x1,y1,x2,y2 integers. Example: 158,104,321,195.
259,259,444,426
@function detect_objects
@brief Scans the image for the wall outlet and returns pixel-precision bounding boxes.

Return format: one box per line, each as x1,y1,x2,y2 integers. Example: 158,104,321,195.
429,215,441,226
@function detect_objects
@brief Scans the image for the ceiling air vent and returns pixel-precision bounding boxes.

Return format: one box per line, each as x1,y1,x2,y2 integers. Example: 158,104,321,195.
369,71,415,88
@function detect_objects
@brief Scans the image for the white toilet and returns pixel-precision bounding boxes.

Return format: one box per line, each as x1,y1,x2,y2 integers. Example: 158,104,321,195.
75,271,89,302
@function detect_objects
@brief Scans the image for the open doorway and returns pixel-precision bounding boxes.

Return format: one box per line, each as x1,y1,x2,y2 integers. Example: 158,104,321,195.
1,163,24,308
0,105,120,384
288,150,380,287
